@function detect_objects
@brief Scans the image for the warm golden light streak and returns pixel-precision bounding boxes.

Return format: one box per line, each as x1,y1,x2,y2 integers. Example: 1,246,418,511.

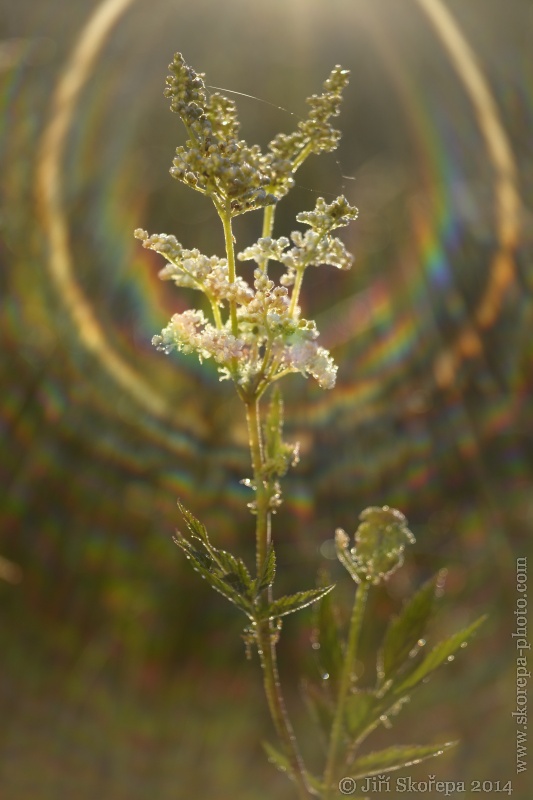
36,0,184,427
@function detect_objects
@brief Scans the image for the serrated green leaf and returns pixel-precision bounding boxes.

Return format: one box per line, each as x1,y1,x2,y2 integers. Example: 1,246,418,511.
179,554,252,615
174,529,254,618
255,545,276,594
260,584,335,621
314,582,344,690
395,615,487,694
177,500,210,545
174,536,213,571
301,679,334,741
378,571,445,686
215,549,254,595
349,741,457,779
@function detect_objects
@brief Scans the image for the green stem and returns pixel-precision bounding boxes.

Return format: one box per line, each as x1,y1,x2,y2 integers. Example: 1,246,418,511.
288,227,331,319
219,204,239,338
258,203,276,274
209,297,223,329
245,396,312,800
245,397,270,573
292,141,314,172
288,267,305,318
323,581,369,798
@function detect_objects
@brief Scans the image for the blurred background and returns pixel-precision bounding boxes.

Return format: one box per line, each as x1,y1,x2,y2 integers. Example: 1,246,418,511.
1,0,531,797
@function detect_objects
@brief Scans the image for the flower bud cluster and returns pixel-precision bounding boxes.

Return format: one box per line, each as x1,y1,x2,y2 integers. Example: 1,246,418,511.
238,270,295,338
164,54,351,211
258,66,351,199
164,53,277,216
336,507,416,585
239,196,358,274
296,195,358,232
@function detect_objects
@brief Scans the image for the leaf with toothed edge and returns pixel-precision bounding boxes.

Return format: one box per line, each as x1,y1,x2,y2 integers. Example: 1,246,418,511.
174,501,256,617
174,533,255,617
377,571,446,688
215,548,254,595
394,615,488,695
255,544,276,595
348,741,457,779
177,500,211,545
259,584,335,621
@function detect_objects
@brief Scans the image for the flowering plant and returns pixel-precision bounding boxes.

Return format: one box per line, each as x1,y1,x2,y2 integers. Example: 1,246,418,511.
136,53,485,800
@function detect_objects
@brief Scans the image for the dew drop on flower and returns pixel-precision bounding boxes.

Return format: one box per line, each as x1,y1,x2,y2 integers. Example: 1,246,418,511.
322,672,330,681
311,642,321,650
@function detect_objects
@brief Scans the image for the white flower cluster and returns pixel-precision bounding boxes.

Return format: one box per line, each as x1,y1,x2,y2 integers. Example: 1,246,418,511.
152,309,244,364
238,196,358,274
282,336,338,389
135,229,252,306
150,283,336,390
141,194,357,392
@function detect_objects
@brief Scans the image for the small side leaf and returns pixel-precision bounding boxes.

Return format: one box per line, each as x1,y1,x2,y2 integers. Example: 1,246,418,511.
260,585,335,621
215,548,254,596
255,545,276,594
395,614,487,694
174,502,255,619
263,740,291,775
175,534,254,617
263,742,323,794
349,741,457,779
177,500,210,545
378,570,446,686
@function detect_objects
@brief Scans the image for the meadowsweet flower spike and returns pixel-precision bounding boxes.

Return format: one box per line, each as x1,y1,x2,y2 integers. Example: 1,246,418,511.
164,52,278,216
262,66,351,199
135,53,485,800
141,54,357,396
